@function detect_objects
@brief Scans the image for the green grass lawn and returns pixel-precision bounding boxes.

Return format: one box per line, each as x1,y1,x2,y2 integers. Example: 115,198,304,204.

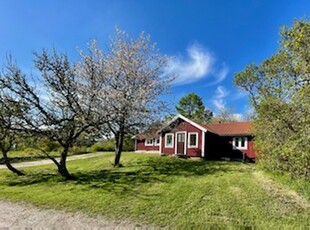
0,152,309,228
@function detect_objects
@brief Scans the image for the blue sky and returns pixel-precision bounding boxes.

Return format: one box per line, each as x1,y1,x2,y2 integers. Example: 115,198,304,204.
0,0,309,119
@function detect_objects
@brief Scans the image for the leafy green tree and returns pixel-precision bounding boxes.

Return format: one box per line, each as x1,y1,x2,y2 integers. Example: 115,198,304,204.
234,19,310,178
176,93,213,122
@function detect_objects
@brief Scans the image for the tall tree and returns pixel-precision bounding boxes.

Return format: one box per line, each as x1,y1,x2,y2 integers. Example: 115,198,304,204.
78,29,174,167
0,52,100,179
213,108,237,122
176,93,213,122
234,19,310,178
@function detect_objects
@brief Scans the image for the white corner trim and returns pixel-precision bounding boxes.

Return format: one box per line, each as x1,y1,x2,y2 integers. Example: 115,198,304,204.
134,139,137,151
187,132,198,148
159,135,162,154
201,131,205,157
165,133,174,148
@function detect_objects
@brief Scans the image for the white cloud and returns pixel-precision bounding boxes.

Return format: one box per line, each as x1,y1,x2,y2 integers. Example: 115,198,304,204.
212,86,230,111
205,64,229,86
232,89,247,100
232,113,244,121
165,43,228,85
212,86,246,121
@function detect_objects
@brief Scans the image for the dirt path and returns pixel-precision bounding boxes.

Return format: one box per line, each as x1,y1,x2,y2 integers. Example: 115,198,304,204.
0,200,147,229
0,152,104,170
253,171,310,210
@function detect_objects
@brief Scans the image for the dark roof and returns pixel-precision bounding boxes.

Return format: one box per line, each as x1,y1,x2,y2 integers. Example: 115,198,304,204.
203,121,253,136
132,133,159,140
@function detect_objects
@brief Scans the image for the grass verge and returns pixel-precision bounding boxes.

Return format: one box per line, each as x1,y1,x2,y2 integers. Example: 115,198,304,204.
0,152,309,228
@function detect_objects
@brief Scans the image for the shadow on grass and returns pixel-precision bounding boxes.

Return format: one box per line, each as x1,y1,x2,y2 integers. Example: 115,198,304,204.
1,156,254,196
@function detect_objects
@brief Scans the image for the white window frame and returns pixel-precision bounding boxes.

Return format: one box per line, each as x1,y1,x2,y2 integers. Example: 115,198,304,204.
145,138,154,146
188,132,198,148
165,133,174,148
232,137,248,150
154,138,160,146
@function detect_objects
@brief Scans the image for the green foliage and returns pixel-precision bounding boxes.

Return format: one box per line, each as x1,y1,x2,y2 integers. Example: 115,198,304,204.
90,136,134,152
122,135,135,151
176,93,213,122
69,146,88,155
8,149,59,158
0,153,309,228
90,140,115,152
235,19,310,179
39,139,61,152
74,132,98,147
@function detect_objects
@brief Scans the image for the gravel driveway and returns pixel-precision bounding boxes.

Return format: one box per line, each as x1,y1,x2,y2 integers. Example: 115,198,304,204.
0,200,146,229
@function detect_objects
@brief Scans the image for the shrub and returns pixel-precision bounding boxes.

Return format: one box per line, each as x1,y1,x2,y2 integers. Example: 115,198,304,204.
69,146,88,155
90,140,115,152
90,136,134,152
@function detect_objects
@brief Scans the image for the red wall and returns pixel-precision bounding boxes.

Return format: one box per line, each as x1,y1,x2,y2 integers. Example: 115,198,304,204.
225,136,255,159
205,134,255,159
136,139,159,151
161,119,203,157
242,136,255,158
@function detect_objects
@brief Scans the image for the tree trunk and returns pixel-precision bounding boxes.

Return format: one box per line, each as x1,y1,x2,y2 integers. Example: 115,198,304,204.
2,151,24,176
113,131,125,167
57,146,74,179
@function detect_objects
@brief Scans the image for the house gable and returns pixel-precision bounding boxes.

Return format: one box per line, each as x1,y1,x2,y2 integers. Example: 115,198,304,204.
159,114,207,133
160,117,204,157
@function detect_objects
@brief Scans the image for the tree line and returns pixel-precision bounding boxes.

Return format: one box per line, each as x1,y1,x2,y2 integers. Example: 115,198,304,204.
235,19,310,178
0,28,174,179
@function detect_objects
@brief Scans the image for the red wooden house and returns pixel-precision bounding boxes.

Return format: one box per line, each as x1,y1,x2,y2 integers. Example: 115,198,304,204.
133,114,256,160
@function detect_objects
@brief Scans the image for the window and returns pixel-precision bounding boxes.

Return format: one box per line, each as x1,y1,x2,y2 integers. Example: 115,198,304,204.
233,137,248,150
188,132,198,148
155,138,160,146
165,133,174,148
145,138,154,146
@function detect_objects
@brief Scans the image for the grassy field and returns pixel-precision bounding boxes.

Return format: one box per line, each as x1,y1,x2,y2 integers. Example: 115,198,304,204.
0,152,309,228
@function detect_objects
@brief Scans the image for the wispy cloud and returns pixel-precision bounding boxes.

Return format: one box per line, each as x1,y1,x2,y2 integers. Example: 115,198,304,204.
232,113,244,121
232,89,247,100
212,86,246,121
165,43,228,85
205,64,229,86
212,86,230,111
